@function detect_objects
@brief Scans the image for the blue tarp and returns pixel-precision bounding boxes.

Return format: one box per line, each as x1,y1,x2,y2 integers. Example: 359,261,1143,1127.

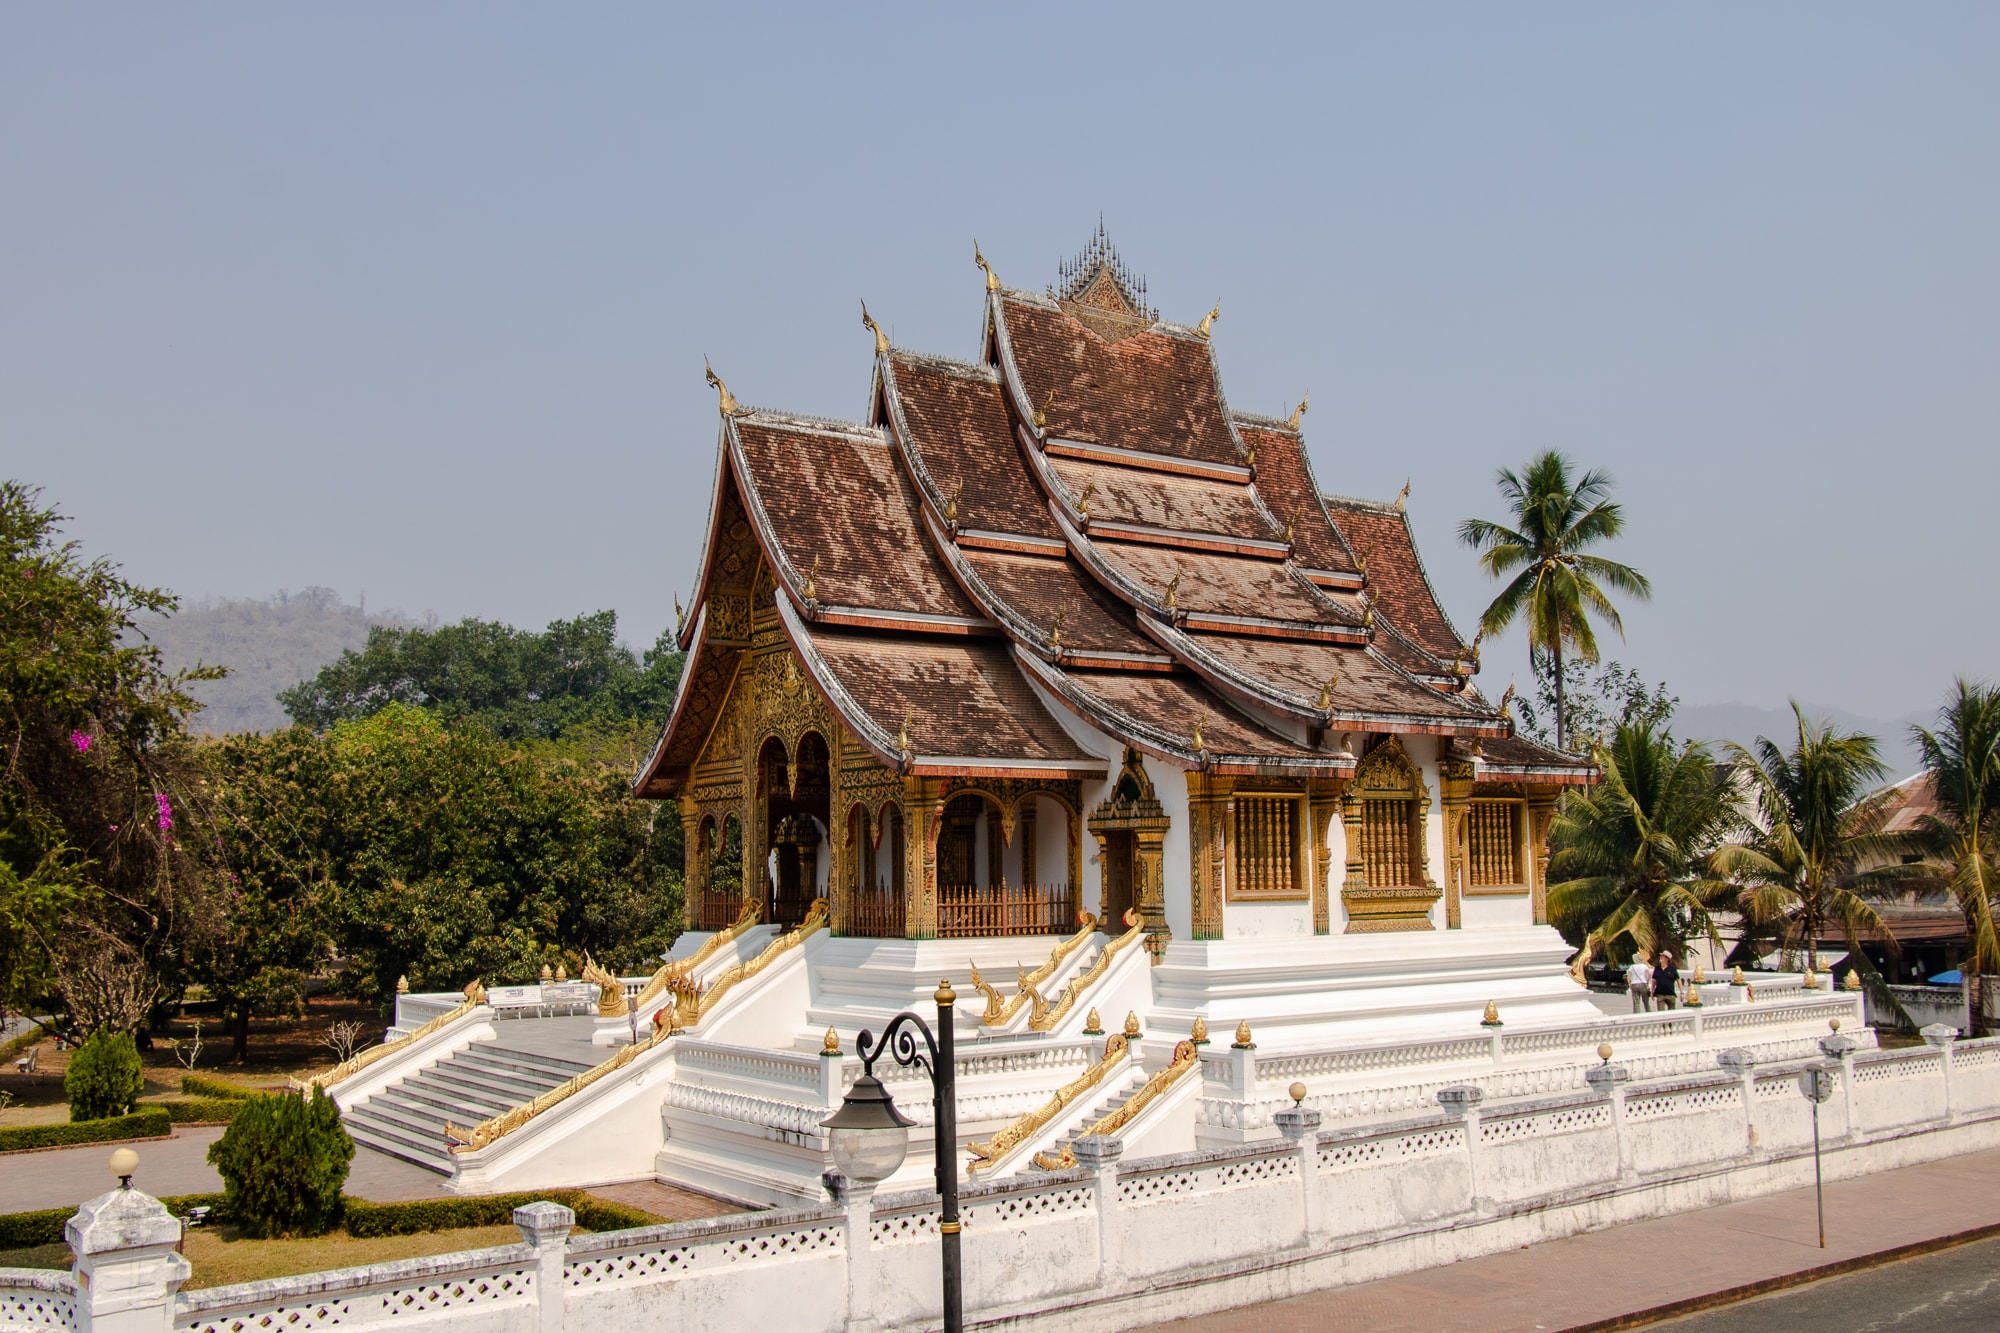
1929,969,1964,985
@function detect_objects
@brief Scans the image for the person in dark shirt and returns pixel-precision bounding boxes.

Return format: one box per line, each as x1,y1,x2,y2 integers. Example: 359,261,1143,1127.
1653,951,1681,1010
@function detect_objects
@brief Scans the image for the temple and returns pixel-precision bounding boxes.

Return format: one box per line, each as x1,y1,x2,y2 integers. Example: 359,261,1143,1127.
637,226,1592,966
324,231,1852,1207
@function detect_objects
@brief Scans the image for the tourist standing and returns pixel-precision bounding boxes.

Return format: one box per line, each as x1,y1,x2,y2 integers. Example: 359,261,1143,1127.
1625,955,1654,1012
1653,951,1681,1010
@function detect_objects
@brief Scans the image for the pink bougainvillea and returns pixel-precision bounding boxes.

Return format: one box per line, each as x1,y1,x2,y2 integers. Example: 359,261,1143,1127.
154,793,173,832
71,730,91,753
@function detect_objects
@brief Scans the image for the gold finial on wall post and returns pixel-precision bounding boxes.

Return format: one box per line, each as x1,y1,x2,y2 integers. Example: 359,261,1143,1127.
1123,1010,1142,1038
1196,300,1220,338
1286,393,1309,430
1232,1020,1254,1049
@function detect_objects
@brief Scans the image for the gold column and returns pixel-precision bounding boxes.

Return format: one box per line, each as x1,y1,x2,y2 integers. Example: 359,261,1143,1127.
1340,789,1367,891
1440,756,1475,930
680,803,707,923
1020,800,1038,890
1310,779,1343,936
1136,828,1168,953
1527,790,1559,926
1090,832,1113,922
1185,772,1225,940
904,777,943,940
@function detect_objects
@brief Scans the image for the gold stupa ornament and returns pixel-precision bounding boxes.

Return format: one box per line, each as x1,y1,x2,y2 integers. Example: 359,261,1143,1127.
1123,1010,1141,1038
1084,1007,1103,1035
1732,966,1747,985
822,1026,840,1056
1844,969,1864,991
1481,1000,1502,1028
1232,1020,1254,1050
1191,1015,1209,1044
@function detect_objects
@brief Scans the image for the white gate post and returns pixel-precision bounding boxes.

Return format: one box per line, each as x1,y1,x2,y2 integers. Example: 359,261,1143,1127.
66,1186,189,1333
1585,1058,1632,1181
513,1201,574,1333
1821,1032,1862,1140
824,1171,880,1333
1273,1100,1324,1244
1437,1085,1484,1212
1922,1024,1958,1121
1073,1136,1124,1286
1718,1049,1760,1152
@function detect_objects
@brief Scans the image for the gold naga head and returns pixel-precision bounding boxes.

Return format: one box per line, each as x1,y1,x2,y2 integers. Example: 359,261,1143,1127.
704,357,749,418
1316,671,1340,712
1196,300,1220,338
975,240,1000,292
1163,572,1181,611
860,299,890,355
1286,392,1309,431
1190,707,1209,754
1395,478,1411,511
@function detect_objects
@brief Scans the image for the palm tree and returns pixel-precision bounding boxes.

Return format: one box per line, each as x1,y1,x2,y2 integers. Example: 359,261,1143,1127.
1911,679,2000,1029
1710,705,1905,973
1459,451,1652,751
1548,720,1738,968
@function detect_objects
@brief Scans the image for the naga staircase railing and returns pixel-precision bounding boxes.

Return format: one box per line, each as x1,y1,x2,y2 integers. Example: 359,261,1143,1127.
965,1033,1131,1175
1031,1034,1202,1170
445,900,830,1154
967,913,1099,1028
627,901,760,1015
1028,909,1145,1033
294,981,487,1092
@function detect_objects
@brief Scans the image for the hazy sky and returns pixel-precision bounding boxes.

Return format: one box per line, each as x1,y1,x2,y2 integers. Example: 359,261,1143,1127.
6,5,1994,719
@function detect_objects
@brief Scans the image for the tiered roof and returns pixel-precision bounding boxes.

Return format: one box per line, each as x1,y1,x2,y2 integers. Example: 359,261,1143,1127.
636,232,1591,797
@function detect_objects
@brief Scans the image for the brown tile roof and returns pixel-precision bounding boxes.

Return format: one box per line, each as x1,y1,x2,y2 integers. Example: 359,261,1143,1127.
1088,540,1352,627
1234,422,1360,576
1324,496,1467,663
802,625,1093,768
1025,660,1344,772
958,550,1161,659
732,415,981,620
1876,774,1938,835
997,294,1242,468
885,352,1061,542
1177,631,1494,726
1047,456,1275,542
1477,732,1596,781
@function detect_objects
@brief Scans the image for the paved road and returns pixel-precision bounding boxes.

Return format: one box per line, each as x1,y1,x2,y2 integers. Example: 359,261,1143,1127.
1650,1235,2000,1331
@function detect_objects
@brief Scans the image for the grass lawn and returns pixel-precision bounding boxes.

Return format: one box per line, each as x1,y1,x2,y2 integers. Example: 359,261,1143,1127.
0,1223,534,1289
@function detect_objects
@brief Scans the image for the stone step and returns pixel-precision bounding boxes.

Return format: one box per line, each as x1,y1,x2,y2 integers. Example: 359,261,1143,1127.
382,1077,517,1122
345,1110,453,1171
352,1090,475,1142
421,1061,561,1106
458,1043,596,1080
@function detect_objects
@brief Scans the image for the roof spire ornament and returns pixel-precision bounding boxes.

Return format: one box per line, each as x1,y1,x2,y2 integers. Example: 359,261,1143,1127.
1196,300,1220,339
1316,671,1340,712
1190,707,1208,754
944,479,962,525
674,596,685,637
1033,388,1056,431
802,556,819,602
1163,572,1180,611
860,300,889,355
1076,479,1095,518
704,357,749,418
975,240,1000,292
1048,607,1065,650
1395,478,1411,512
1498,678,1516,719
1469,627,1485,669
1286,393,1309,431
1283,512,1297,546
895,715,914,760
1360,590,1375,628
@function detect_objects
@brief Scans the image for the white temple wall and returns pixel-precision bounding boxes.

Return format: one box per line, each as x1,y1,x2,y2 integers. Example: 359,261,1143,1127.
1143,751,1193,938
1461,892,1532,930
1412,734,1448,931
1029,795,1068,891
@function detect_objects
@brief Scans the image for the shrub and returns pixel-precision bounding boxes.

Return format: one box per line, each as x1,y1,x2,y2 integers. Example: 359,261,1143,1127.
0,1193,228,1250
65,1032,144,1122
0,1109,171,1154
180,1075,255,1100
341,1190,656,1238
164,1098,247,1125
206,1091,354,1238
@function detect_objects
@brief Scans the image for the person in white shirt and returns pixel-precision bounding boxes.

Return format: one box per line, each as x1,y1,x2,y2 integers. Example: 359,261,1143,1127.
1625,956,1654,1012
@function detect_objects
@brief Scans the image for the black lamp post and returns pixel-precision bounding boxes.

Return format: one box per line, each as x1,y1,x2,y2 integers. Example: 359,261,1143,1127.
821,979,962,1333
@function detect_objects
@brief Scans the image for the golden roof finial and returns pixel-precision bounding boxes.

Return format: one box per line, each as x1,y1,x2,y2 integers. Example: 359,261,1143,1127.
802,555,819,602
1191,707,1208,754
1498,678,1516,717
704,357,748,418
1360,591,1375,628
975,240,1000,292
1286,393,1309,431
1076,479,1095,517
944,479,962,524
1395,477,1411,512
1316,671,1339,712
1033,387,1056,430
860,299,889,355
1196,300,1220,338
822,1026,840,1055
1048,607,1065,649
1123,1010,1142,1038
895,715,913,759
1355,545,1370,576
1163,572,1180,611
673,595,686,636
1283,512,1296,546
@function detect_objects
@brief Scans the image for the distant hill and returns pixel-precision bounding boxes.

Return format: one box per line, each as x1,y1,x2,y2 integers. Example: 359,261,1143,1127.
1677,701,1929,781
135,588,416,735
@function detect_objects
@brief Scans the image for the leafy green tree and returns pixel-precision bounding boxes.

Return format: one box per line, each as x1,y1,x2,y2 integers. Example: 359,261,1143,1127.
1516,659,1677,754
278,611,683,741
0,481,224,1023
1459,452,1652,752
208,1089,353,1238
1711,706,1906,972
1911,680,2000,1028
64,1029,143,1121
1548,720,1738,966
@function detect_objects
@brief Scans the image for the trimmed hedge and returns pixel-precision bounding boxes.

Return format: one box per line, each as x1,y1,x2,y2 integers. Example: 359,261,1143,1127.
342,1190,659,1238
0,1109,172,1154
0,1193,227,1250
163,1098,246,1125
179,1075,255,1101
